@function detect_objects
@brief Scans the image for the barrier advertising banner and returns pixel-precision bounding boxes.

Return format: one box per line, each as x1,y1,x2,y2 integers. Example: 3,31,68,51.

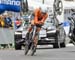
0,0,21,14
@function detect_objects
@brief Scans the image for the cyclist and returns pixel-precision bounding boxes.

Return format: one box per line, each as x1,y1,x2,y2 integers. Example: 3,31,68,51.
25,7,48,55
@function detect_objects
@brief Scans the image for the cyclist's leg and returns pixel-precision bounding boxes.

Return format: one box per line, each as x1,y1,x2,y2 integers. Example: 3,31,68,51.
33,27,41,47
30,27,41,56
26,19,34,36
25,20,34,49
30,27,41,55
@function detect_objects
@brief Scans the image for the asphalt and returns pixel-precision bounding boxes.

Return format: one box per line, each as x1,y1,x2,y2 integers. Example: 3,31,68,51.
0,44,75,60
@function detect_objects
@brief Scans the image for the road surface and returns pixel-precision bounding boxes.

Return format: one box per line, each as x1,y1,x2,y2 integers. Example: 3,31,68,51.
0,45,75,60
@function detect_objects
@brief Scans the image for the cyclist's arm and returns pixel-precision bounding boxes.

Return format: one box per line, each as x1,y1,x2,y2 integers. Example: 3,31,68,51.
40,13,48,23
34,9,39,24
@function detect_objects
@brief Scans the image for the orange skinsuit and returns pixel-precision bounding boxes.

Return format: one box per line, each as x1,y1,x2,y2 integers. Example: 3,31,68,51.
29,8,48,47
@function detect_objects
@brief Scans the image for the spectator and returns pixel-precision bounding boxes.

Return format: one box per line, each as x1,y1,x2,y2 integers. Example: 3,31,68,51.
3,13,12,28
0,15,5,27
15,17,22,29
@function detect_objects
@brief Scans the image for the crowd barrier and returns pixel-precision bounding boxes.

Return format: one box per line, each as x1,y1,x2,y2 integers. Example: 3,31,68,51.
0,28,14,48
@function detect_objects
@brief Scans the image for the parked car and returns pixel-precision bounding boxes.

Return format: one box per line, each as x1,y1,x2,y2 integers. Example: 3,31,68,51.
14,26,24,50
38,16,66,48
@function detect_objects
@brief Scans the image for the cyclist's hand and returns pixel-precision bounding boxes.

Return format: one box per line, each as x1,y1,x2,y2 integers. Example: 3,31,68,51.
34,21,44,25
40,21,44,25
35,22,39,24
